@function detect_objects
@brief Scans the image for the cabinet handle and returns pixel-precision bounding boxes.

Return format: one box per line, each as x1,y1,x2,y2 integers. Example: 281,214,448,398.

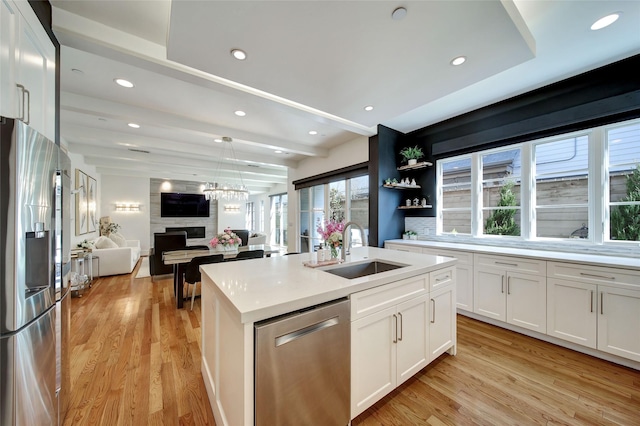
507,276,511,295
600,292,604,315
431,299,436,323
16,84,26,122
23,87,30,125
393,314,398,343
501,275,505,294
590,290,594,313
398,312,403,341
496,261,518,267
580,272,615,280
435,275,450,283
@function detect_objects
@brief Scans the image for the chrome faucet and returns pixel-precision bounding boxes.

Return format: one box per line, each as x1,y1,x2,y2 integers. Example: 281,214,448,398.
342,221,368,261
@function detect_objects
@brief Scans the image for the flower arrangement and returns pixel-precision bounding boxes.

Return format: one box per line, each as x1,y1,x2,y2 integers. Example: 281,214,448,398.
317,219,345,258
209,228,242,250
77,239,94,249
104,222,120,235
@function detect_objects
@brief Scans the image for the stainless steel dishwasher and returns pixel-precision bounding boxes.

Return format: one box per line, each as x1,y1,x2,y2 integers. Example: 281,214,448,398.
255,298,350,426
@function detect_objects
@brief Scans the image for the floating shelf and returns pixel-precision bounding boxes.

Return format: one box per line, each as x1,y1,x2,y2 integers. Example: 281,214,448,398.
398,205,432,210
397,161,433,171
383,184,422,190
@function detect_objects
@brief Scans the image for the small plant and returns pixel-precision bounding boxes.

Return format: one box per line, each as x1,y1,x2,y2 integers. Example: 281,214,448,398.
485,181,520,236
610,165,640,241
403,230,418,240
104,222,120,235
400,146,424,163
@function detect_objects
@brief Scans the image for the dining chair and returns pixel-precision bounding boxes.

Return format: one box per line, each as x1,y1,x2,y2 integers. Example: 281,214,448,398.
184,254,224,310
232,249,264,260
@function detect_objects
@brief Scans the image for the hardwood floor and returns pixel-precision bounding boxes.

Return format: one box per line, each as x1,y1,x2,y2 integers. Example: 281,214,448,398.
65,265,640,425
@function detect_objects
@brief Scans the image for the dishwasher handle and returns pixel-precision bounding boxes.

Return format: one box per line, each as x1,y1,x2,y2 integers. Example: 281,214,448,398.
275,316,340,347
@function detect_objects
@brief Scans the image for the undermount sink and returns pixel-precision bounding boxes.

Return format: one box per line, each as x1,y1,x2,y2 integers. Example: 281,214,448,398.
322,260,407,279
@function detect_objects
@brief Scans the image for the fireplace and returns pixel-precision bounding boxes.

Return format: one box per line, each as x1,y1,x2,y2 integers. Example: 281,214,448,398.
166,226,206,239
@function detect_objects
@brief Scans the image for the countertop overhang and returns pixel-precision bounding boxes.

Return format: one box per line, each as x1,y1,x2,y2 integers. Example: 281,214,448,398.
200,246,456,324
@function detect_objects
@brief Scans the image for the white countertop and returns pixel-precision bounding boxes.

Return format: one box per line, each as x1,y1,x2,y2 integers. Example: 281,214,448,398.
385,239,640,270
200,246,456,324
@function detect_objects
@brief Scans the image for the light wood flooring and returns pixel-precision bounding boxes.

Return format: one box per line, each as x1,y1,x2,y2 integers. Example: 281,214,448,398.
66,262,640,425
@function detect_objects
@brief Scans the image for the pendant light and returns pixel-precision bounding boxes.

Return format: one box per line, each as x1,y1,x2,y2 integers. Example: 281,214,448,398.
203,137,249,201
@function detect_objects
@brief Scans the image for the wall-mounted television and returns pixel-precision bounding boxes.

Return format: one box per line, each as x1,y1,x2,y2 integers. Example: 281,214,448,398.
161,192,210,218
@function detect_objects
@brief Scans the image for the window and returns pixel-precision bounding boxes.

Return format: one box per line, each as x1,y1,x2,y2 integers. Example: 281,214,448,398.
607,121,640,242
534,136,589,239
259,200,264,232
435,118,640,245
270,194,288,246
482,148,521,237
245,202,255,231
439,156,472,235
298,176,369,253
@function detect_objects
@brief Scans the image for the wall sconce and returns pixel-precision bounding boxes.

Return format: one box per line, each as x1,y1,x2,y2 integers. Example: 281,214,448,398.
115,202,141,212
224,204,240,213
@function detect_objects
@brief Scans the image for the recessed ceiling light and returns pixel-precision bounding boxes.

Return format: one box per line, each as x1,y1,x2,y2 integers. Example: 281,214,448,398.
308,130,318,135
364,105,374,111
128,123,140,128
451,56,466,66
391,7,407,20
591,13,620,30
231,49,247,60
214,138,223,143
114,78,134,88
234,110,246,117
274,150,283,154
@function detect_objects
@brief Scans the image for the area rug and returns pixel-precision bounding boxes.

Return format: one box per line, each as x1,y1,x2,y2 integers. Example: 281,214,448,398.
135,257,150,278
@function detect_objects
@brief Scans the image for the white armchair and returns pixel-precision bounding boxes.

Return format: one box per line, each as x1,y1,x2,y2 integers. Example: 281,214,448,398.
248,233,267,245
92,240,141,276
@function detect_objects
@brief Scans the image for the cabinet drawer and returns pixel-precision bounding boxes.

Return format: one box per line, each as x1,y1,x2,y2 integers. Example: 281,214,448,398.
548,261,640,290
421,248,473,265
385,243,422,253
474,253,545,275
430,267,455,291
350,275,428,321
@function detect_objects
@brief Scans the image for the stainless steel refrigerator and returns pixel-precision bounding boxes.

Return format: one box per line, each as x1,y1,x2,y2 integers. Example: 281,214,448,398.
1,117,71,425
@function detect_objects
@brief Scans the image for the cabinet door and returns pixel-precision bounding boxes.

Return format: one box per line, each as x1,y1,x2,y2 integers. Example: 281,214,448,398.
385,243,422,253
351,306,396,418
396,295,429,385
598,286,640,362
14,5,56,140
506,271,547,333
0,0,19,118
429,285,455,361
547,278,597,348
456,263,473,312
474,265,506,321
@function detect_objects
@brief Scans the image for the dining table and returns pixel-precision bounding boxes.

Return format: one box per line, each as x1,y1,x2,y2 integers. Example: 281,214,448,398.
163,244,281,309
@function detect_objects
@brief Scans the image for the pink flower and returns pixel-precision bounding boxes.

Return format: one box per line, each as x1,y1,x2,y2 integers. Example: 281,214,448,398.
317,219,345,242
209,237,219,248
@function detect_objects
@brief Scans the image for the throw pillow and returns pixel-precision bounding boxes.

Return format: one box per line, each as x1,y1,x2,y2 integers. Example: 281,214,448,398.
94,236,118,249
109,232,127,248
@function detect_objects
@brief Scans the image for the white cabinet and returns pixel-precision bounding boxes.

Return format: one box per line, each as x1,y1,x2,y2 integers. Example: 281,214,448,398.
384,242,422,253
474,254,547,333
0,0,55,140
350,272,455,419
422,248,473,312
547,262,640,362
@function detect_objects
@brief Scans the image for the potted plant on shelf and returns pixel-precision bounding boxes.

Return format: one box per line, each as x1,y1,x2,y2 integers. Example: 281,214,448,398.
402,230,418,240
399,145,424,166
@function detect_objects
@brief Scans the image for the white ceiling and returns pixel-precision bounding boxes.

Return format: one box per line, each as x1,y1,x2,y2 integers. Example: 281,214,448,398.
50,1,640,194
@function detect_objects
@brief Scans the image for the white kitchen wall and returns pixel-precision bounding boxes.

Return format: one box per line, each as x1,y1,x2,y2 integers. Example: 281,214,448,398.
101,175,151,255
287,135,369,252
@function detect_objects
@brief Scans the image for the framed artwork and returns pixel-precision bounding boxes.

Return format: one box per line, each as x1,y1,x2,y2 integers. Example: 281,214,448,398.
75,169,88,235
87,177,97,233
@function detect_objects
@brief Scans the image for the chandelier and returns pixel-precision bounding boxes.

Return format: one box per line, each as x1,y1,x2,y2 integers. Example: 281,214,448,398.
203,137,249,201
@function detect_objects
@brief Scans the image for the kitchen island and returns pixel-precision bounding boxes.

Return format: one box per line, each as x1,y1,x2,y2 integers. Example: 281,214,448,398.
199,246,457,426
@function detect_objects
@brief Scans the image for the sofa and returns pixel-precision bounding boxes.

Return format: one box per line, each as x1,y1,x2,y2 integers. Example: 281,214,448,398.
91,235,141,276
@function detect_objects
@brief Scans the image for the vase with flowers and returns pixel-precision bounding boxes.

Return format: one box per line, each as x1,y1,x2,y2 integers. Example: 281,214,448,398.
317,219,345,259
209,228,242,251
